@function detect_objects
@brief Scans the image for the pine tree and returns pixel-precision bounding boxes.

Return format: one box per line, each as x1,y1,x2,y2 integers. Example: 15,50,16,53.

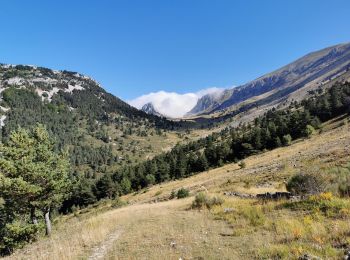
94,174,117,199
196,152,209,172
0,124,70,237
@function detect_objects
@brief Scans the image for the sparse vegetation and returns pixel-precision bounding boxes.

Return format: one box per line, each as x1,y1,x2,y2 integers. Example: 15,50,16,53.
283,192,350,218
192,192,224,209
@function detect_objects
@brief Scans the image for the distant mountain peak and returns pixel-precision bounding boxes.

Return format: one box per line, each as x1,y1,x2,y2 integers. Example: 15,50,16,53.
141,102,163,117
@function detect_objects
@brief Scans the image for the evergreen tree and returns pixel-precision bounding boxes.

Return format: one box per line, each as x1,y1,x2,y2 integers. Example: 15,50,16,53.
94,174,117,199
0,125,70,237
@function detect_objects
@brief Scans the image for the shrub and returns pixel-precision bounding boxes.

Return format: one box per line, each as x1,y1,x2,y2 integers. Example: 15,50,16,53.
192,192,207,208
242,207,266,226
206,196,225,208
169,190,176,199
192,192,224,209
284,192,350,218
328,164,350,197
304,125,315,138
176,188,190,199
0,221,42,255
286,173,327,196
238,161,246,169
282,134,292,146
111,198,128,209
339,183,350,197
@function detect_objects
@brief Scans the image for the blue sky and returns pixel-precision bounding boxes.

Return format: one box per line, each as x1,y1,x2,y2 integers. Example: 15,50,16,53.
1,0,349,101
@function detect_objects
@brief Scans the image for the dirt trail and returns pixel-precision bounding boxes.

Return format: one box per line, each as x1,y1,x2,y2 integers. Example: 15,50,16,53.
87,229,123,260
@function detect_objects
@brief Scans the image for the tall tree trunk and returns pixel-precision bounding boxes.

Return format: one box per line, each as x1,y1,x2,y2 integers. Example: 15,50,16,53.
31,207,38,225
44,209,52,236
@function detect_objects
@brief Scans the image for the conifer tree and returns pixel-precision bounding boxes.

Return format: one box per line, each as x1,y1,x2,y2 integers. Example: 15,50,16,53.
0,124,70,237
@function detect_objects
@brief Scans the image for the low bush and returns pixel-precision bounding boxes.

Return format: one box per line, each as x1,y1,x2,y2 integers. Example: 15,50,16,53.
327,163,350,197
282,134,292,146
111,198,128,209
192,192,224,209
0,221,42,255
238,161,246,169
286,173,327,196
241,206,266,226
176,188,190,199
169,190,176,199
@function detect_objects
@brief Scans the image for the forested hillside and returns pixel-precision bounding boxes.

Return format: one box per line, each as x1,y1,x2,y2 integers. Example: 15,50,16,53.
0,65,190,173
0,65,197,228
108,81,350,198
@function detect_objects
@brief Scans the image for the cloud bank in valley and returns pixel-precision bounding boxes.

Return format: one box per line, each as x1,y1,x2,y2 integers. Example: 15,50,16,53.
128,87,226,118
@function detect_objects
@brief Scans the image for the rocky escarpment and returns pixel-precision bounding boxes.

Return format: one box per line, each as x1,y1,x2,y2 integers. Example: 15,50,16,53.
190,42,350,115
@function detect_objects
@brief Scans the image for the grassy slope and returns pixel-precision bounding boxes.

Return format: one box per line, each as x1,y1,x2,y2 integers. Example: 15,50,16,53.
6,117,350,260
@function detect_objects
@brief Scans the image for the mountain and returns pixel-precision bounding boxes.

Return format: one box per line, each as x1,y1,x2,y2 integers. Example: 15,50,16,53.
0,64,182,178
141,102,163,117
187,89,232,115
190,42,350,115
0,64,159,121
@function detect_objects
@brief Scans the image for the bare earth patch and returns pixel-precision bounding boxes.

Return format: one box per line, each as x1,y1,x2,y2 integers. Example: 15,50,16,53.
88,229,123,260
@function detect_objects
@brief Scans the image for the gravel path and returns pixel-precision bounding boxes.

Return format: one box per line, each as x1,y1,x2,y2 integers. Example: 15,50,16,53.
87,229,123,260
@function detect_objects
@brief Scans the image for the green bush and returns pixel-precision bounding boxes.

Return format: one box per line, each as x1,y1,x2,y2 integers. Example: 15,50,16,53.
304,125,315,138
286,173,327,196
282,134,292,146
0,221,42,255
111,198,128,209
176,188,190,199
169,190,176,199
192,192,224,209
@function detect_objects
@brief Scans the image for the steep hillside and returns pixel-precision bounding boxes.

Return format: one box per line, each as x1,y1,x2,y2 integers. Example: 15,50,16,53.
187,89,232,115
0,64,197,198
190,42,350,116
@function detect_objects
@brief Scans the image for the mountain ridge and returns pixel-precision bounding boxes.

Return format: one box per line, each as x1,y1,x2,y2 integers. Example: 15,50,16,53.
189,42,350,116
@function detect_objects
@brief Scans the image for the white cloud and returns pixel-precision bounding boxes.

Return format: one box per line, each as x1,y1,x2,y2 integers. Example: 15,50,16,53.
128,87,226,118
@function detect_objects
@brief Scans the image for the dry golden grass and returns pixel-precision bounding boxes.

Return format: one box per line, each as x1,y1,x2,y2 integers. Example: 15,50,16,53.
211,194,350,259
6,119,350,259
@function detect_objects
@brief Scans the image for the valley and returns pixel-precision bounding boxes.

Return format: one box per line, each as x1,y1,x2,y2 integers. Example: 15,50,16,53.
5,116,350,260
2,1,350,259
1,42,350,260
